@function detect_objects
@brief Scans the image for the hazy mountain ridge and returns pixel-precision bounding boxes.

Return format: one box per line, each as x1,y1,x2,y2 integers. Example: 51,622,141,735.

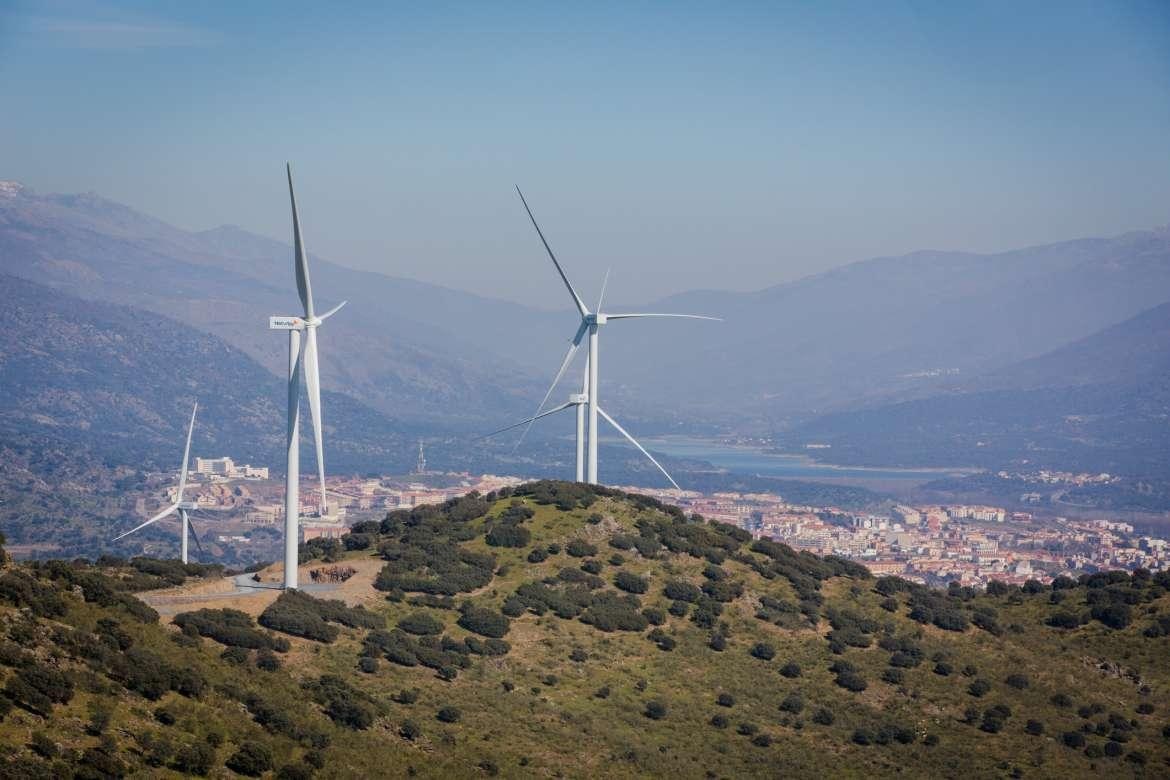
776,302,1170,484
0,183,549,426
3,180,1168,431
614,228,1170,419
0,274,428,476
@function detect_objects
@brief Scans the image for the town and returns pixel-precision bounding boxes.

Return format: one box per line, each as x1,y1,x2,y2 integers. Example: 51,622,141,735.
141,454,1168,588
622,485,1170,587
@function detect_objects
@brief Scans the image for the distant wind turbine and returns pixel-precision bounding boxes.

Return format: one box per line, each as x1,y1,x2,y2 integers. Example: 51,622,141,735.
488,187,720,488
113,402,203,564
269,164,346,590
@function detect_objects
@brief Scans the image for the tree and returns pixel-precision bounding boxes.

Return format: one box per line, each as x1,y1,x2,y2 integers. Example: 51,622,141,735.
644,701,668,720
812,707,835,725
172,743,216,776
226,742,274,777
750,642,776,661
663,581,701,603
614,571,649,594
486,525,531,548
566,540,598,558
779,662,802,678
457,605,510,638
398,612,444,636
437,706,461,723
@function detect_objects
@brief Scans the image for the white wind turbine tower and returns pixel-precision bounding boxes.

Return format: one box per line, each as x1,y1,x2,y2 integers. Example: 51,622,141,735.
269,164,346,590
493,187,720,488
113,402,203,564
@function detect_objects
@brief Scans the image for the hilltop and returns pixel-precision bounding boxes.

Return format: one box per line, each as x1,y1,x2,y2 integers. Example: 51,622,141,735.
0,482,1167,778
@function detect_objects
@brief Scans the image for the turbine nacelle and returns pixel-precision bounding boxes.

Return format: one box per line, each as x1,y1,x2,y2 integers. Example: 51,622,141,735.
568,393,588,404
585,313,607,326
177,501,199,511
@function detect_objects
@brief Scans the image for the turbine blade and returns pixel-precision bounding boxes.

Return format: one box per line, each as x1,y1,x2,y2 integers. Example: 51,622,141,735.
317,300,347,321
287,163,315,318
176,402,197,499
515,186,589,316
480,401,574,440
114,503,179,541
303,326,327,513
514,321,588,451
596,268,610,313
604,313,722,321
597,407,680,490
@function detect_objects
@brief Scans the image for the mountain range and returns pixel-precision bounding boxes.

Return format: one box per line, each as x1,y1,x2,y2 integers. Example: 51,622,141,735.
5,179,1169,431
779,301,1170,480
2,178,1168,497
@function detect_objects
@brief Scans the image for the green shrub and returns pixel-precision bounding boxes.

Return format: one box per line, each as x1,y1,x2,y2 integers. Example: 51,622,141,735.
663,581,702,603
437,706,461,723
457,605,510,638
968,679,992,698
614,571,649,594
566,540,598,558
172,742,215,776
173,608,283,650
644,700,667,720
750,642,776,661
779,694,804,714
812,707,835,725
398,612,444,636
226,742,275,777
486,525,531,548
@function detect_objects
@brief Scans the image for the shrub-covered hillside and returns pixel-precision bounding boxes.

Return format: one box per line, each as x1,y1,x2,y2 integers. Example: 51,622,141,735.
0,481,1168,777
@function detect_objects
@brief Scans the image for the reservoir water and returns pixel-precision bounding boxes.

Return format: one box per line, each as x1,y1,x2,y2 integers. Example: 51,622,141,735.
637,436,970,483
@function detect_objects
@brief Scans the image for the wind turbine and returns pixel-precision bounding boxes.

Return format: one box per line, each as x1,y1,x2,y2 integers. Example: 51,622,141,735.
493,187,720,488
269,164,346,590
113,402,203,564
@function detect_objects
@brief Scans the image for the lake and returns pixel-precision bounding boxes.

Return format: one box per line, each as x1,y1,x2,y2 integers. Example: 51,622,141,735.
636,436,971,483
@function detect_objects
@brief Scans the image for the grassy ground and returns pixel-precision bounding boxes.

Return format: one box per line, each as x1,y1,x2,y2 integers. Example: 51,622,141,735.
0,486,1167,778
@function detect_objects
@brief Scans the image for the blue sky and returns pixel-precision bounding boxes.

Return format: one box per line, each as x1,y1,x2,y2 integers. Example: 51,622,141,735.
2,1,1169,305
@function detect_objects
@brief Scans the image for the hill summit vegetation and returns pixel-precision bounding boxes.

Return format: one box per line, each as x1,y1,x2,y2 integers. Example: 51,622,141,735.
0,482,1166,777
